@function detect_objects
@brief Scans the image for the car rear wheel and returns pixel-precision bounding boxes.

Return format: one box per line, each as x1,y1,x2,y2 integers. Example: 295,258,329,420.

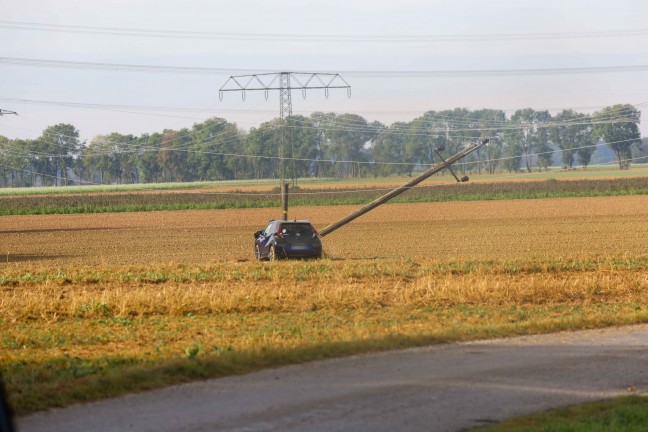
255,244,261,261
268,244,277,261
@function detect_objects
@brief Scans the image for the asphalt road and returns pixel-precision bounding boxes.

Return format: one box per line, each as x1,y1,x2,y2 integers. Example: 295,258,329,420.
17,325,648,432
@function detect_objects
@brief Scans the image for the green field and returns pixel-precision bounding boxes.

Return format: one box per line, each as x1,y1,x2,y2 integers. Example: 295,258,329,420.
475,396,648,432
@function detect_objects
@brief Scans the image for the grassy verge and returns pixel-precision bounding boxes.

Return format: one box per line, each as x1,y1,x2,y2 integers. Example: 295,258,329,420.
1,177,648,216
2,256,648,415
474,396,648,431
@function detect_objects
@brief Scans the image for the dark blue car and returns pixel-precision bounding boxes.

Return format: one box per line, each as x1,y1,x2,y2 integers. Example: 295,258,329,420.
254,220,322,260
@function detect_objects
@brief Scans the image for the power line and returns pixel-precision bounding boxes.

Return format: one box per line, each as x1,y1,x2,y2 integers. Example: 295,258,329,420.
3,57,648,77
1,98,640,141
1,153,647,198
0,127,640,169
4,97,645,127
0,98,641,162
1,112,636,162
2,20,647,43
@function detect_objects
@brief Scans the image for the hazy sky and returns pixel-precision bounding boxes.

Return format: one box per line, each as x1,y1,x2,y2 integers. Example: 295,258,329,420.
1,0,647,142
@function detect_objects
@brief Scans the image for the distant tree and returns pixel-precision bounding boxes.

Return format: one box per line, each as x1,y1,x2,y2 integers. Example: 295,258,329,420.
593,104,641,169
551,110,593,170
135,133,163,183
533,110,553,171
83,135,113,184
0,136,11,187
245,120,279,179
372,122,408,177
506,109,551,172
287,115,320,179
188,117,243,181
37,124,82,186
157,129,190,182
632,137,648,164
5,138,34,186
469,109,507,174
315,113,374,178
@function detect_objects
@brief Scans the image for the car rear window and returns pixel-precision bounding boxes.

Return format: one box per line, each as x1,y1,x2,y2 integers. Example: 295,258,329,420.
279,223,314,236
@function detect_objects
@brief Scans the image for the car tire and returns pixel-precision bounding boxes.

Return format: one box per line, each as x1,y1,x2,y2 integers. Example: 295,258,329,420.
255,244,262,261
268,244,277,261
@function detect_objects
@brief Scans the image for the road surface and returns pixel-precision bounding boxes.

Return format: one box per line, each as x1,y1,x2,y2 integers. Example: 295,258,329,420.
18,324,648,432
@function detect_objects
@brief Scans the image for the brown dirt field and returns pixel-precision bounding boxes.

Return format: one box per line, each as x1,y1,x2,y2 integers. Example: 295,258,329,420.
1,195,647,267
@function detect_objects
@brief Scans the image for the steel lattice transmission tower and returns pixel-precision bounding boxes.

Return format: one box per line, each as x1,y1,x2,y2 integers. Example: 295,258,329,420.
220,71,351,188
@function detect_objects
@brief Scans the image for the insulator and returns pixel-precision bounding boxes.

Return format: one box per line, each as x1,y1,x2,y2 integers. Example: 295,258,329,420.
264,90,269,100
218,91,223,102
302,89,307,99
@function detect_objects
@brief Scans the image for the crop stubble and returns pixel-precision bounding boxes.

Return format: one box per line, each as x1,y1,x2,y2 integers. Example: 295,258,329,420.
3,195,648,415
1,195,647,266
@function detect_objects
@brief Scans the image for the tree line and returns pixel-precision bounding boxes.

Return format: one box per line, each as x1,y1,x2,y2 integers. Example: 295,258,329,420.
0,104,644,187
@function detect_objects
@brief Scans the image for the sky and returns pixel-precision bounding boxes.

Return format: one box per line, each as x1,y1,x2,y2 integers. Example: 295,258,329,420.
1,0,647,143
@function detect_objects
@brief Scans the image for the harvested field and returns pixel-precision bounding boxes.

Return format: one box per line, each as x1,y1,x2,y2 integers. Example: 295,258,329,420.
3,194,648,415
1,195,647,267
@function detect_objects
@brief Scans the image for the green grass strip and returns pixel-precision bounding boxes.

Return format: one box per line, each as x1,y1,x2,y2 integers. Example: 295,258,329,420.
1,178,648,216
475,395,648,431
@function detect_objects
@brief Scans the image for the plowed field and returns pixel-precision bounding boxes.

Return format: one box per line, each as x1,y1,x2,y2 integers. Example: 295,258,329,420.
2,195,647,267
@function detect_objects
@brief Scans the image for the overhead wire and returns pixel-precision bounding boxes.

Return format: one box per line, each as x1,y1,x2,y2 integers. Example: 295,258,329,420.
1,153,646,198
0,97,643,137
2,20,648,43
1,113,637,163
0,102,639,149
3,57,648,77
0,131,641,172
0,100,637,146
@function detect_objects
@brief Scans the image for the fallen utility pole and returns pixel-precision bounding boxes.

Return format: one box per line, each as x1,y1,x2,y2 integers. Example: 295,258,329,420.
319,139,489,237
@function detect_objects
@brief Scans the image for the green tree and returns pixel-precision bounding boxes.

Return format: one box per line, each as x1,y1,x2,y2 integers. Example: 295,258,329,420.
314,113,375,178
245,120,279,180
508,109,537,172
157,129,189,182
592,104,641,169
37,124,82,186
188,118,243,181
371,122,407,177
136,133,164,183
469,109,507,174
288,115,320,179
551,110,591,169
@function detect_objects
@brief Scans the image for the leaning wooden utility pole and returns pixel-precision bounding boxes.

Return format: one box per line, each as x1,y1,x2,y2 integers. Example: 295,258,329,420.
319,139,489,237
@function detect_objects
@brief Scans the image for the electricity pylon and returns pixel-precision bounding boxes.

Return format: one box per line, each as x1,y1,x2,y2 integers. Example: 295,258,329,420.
220,72,351,220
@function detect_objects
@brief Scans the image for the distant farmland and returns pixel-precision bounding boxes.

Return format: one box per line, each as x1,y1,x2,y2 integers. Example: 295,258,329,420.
0,176,647,216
